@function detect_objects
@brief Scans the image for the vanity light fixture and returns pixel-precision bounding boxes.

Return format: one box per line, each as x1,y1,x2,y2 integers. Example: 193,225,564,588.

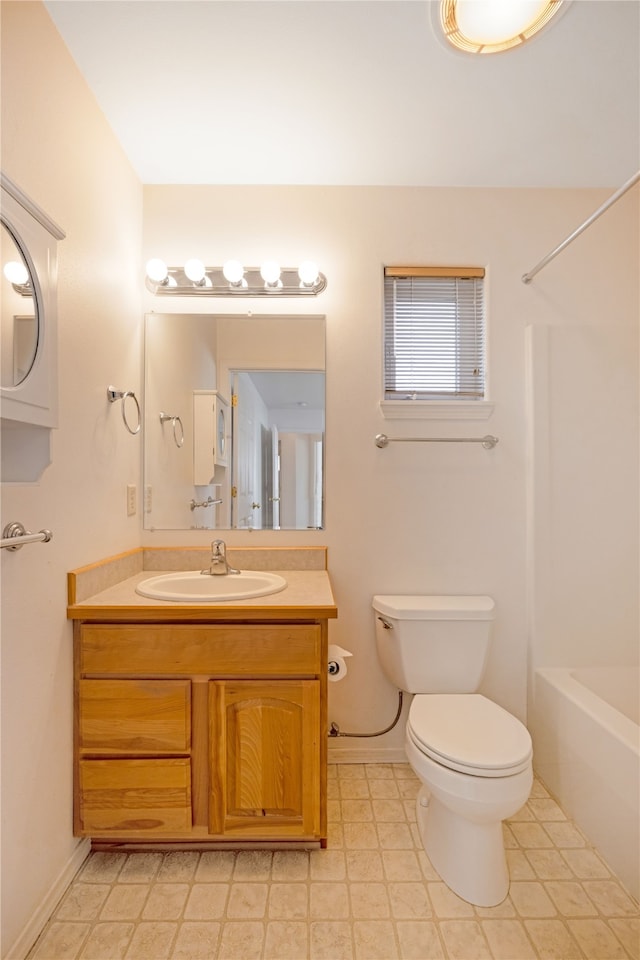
145,259,327,297
440,0,566,54
3,259,32,295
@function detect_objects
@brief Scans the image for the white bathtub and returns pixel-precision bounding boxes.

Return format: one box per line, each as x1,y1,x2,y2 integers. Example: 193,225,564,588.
532,667,640,901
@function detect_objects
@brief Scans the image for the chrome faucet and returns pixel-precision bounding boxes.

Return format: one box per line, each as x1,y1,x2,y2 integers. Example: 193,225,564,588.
201,539,240,576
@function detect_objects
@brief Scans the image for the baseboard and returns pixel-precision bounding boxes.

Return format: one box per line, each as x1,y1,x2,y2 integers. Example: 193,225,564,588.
4,839,90,960
328,742,407,764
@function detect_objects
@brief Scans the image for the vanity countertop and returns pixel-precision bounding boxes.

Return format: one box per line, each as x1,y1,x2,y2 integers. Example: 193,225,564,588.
67,568,337,622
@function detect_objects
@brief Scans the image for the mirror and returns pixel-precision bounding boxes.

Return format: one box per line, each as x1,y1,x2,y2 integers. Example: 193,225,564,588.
1,220,39,388
143,312,325,530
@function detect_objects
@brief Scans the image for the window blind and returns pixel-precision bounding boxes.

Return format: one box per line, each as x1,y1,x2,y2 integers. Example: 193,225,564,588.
383,267,485,400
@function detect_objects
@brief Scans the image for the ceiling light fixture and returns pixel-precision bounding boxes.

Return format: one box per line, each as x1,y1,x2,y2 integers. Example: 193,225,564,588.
145,260,327,297
440,0,566,54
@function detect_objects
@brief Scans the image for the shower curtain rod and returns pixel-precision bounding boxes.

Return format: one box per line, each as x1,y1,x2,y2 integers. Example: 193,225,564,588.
522,169,640,284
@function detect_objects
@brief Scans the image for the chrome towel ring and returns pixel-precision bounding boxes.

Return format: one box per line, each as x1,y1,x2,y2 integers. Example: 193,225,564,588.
160,412,184,448
107,386,141,435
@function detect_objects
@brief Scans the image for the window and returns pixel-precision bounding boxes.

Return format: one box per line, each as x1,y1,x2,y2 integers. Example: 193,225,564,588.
383,266,485,401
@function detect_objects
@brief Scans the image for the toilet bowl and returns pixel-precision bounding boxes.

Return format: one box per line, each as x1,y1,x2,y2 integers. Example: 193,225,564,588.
406,693,532,906
372,595,533,906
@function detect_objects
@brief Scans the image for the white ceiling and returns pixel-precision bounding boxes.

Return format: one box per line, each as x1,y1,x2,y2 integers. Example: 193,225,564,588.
44,1,640,188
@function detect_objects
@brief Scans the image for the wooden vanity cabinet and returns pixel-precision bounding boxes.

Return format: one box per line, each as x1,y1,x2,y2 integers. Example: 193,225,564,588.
73,620,327,846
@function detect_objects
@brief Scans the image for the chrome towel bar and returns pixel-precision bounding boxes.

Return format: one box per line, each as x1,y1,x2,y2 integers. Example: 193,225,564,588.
1,521,53,550
375,433,499,450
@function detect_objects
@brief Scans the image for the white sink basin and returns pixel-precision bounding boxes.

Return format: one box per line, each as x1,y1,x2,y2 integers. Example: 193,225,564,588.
135,570,287,602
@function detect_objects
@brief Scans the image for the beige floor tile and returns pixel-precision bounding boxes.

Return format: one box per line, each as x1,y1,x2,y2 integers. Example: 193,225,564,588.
388,881,432,919
529,779,551,799
396,920,445,959
124,921,177,959
382,849,422,881
609,918,640,960
481,918,537,958
170,922,220,959
567,918,630,959
79,921,133,959
524,918,584,959
217,921,265,960
157,852,199,883
510,822,556,849
582,880,639,917
525,849,575,881
544,880,598,917
350,881,391,918
183,883,229,920
56,884,111,921
31,921,89,959
118,852,163,883
509,882,558,918
560,848,612,880
509,802,536,822
79,852,126,883
376,822,415,849
327,798,342,821
309,848,346,880
100,885,149,921
372,798,408,822
310,920,354,959
340,779,371,799
267,882,308,919
272,850,309,880
338,763,367,779
326,821,345,848
226,882,269,918
353,919,399,959
427,882,475,918
327,777,341,799
310,881,350,919
194,851,235,881
507,849,537,881
393,763,418,779
346,849,384,880
529,798,567,822
474,898,516,919
397,779,421,800
264,920,309,959
366,763,395,780
233,850,272,880
542,821,587,848
342,798,374,821
368,778,400,798
417,850,441,881
439,920,491,959
141,883,189,920
343,821,380,849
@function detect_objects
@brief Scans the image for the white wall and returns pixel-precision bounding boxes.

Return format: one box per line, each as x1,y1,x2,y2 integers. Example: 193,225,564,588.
141,184,638,761
1,4,142,956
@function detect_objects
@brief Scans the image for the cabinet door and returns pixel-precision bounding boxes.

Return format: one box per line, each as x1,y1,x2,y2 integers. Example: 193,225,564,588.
79,679,191,754
209,680,320,839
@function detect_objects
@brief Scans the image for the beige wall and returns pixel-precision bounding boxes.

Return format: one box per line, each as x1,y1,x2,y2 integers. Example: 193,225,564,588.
1,3,143,955
1,2,638,955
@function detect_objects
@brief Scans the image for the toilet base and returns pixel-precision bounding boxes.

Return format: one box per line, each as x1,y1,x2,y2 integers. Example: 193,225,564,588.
416,786,509,907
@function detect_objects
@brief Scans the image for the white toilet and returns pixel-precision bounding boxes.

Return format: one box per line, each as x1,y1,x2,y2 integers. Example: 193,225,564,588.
372,595,533,907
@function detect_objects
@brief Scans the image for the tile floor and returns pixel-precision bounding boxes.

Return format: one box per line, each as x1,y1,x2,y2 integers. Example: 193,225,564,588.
28,764,639,960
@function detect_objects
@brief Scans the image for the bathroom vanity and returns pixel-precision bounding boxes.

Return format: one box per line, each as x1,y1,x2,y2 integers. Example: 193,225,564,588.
67,548,337,849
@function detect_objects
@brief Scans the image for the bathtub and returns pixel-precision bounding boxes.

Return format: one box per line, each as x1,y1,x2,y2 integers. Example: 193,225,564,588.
532,667,639,901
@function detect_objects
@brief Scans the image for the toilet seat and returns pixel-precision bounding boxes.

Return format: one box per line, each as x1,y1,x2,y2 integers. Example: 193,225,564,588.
408,694,532,778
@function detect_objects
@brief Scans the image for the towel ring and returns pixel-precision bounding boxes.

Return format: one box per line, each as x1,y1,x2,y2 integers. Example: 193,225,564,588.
159,412,184,448
107,386,141,435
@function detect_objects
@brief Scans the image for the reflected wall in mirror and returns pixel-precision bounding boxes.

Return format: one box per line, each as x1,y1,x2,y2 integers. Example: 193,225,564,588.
143,312,325,531
1,220,38,388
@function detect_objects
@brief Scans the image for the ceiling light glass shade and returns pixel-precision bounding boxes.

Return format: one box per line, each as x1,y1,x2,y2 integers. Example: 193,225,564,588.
440,0,564,54
298,260,320,286
3,260,29,285
260,261,281,285
222,259,245,284
146,258,169,283
184,258,206,283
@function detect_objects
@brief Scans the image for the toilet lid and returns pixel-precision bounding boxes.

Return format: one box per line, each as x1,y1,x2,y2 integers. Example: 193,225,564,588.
408,694,532,776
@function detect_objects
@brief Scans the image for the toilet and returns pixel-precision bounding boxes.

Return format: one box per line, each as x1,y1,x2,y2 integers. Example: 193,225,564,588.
372,595,532,907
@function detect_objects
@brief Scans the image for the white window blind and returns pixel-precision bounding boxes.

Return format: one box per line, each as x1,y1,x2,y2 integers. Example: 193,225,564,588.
384,266,485,401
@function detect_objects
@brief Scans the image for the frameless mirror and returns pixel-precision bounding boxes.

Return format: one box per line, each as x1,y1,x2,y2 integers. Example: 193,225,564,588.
1,220,38,388
143,312,325,530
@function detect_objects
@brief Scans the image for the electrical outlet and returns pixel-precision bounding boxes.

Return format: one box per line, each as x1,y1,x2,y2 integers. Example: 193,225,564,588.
126,484,137,516
144,485,152,513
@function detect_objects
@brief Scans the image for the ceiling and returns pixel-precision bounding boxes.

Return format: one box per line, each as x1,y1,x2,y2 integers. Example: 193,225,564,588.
44,1,640,188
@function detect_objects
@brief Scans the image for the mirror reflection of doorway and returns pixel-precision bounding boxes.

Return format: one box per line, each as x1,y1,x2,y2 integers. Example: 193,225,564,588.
231,370,324,530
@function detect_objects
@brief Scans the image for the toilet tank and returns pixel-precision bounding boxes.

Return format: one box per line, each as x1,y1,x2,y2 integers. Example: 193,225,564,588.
372,595,495,694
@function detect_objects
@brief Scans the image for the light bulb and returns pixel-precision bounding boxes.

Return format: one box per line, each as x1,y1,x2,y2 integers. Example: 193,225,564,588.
146,258,169,283
184,258,206,283
3,260,29,285
223,260,245,285
298,261,319,286
260,261,281,286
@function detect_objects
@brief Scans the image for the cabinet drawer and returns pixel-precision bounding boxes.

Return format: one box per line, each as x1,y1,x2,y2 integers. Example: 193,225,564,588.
80,624,321,676
79,758,191,834
79,679,191,754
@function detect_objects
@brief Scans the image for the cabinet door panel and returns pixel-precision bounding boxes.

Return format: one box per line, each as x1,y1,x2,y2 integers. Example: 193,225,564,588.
79,758,191,834
79,679,191,754
210,680,320,838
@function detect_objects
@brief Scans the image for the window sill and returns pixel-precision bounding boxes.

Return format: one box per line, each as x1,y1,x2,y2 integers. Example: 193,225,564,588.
379,400,494,421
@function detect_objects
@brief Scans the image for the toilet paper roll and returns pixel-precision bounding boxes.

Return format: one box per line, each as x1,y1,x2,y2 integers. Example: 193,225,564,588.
327,644,353,682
